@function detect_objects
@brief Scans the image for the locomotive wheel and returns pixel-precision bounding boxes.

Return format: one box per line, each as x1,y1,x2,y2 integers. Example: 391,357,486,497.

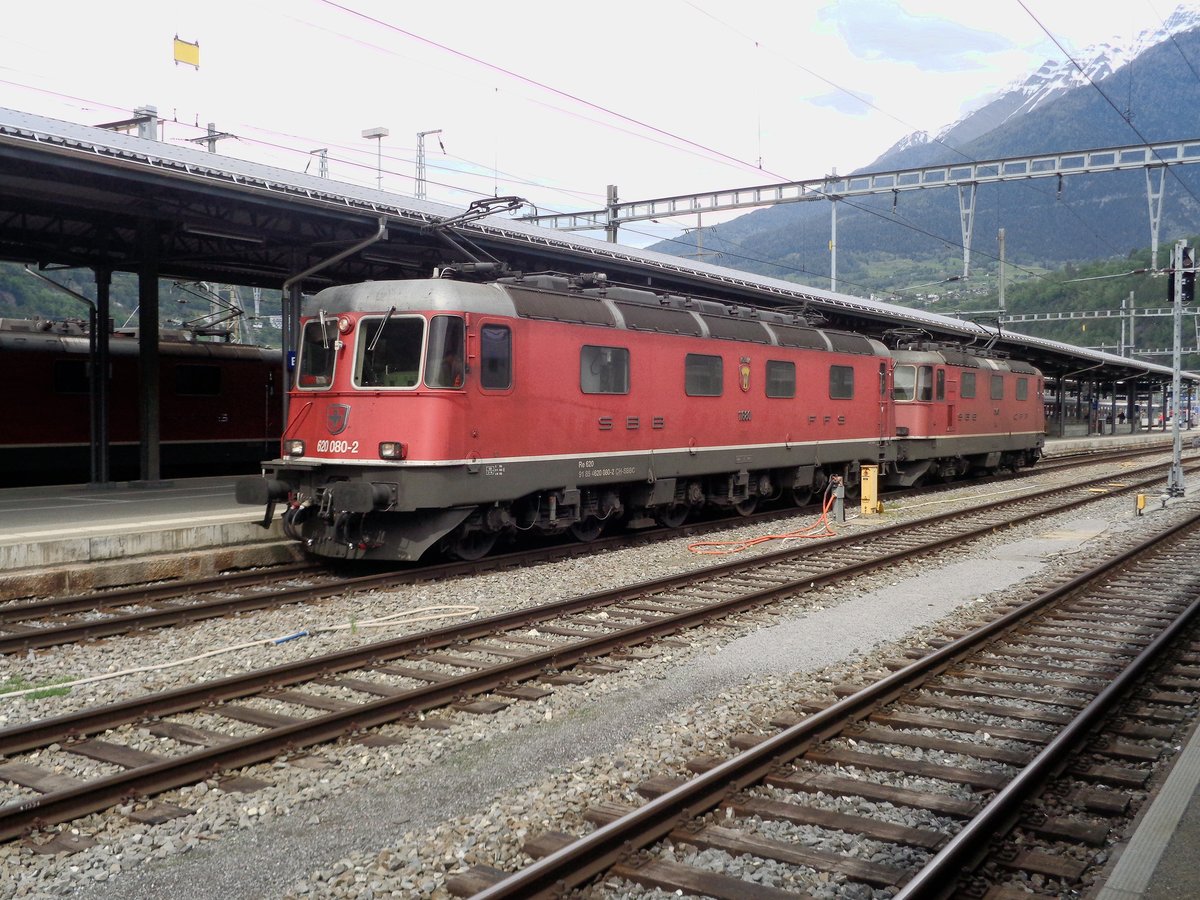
733,497,758,517
447,530,497,561
569,517,605,542
655,504,689,528
790,484,814,507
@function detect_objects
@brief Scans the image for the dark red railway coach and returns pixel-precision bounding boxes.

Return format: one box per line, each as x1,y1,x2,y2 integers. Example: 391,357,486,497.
238,274,1045,562
1,319,281,485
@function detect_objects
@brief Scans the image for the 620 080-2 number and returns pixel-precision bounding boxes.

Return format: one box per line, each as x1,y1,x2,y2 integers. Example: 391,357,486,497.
316,439,359,454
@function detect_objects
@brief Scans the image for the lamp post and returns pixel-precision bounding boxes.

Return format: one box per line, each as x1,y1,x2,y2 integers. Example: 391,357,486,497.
361,127,389,189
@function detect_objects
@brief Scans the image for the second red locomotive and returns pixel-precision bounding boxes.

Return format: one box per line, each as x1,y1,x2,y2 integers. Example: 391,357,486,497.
2,317,281,486
237,273,1044,561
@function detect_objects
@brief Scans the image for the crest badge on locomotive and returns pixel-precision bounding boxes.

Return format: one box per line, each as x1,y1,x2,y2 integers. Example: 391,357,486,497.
739,357,751,393
326,403,351,435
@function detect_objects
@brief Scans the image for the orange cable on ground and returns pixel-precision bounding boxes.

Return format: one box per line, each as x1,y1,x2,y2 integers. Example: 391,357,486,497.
687,489,839,555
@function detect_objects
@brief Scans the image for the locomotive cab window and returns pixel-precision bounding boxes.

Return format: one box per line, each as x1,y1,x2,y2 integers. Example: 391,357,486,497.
356,313,424,388
581,345,629,394
893,365,915,401
829,365,854,400
424,315,466,389
685,354,723,397
765,360,795,398
960,372,976,398
991,374,1005,399
297,318,339,389
480,324,512,390
1016,377,1029,401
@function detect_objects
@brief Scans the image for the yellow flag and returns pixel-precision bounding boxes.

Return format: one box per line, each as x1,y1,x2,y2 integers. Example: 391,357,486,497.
174,36,200,69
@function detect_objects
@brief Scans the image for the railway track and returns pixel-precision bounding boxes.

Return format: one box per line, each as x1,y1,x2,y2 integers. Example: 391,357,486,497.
453,509,1200,899
0,446,1180,655
1036,441,1177,470
0,455,1192,844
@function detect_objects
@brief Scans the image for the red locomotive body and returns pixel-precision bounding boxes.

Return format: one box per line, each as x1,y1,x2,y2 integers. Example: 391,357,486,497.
239,274,1044,562
890,347,1045,484
0,318,281,485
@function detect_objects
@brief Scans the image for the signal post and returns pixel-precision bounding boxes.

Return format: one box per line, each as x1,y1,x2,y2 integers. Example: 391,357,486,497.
1166,240,1193,500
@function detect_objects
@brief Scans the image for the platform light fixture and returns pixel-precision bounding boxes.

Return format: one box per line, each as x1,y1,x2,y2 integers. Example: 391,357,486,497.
361,126,389,189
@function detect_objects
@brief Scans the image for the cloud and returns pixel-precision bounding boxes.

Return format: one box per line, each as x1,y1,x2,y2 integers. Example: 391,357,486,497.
810,90,877,117
819,0,1012,71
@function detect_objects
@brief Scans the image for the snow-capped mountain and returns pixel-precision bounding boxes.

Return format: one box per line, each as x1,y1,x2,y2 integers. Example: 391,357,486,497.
652,3,1200,281
886,4,1200,163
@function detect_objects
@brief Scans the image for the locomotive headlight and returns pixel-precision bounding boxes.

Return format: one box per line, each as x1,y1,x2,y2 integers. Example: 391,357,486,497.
337,315,353,334
379,441,407,459
283,439,306,457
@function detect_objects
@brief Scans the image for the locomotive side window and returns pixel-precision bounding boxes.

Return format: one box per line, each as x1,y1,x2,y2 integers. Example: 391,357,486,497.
893,365,915,401
991,374,1005,399
916,365,933,401
480,325,512,390
936,369,946,401
424,315,466,389
1016,377,1029,401
176,364,221,396
581,345,629,394
960,372,976,398
685,354,723,396
356,315,424,388
297,319,339,389
829,365,854,400
765,360,795,398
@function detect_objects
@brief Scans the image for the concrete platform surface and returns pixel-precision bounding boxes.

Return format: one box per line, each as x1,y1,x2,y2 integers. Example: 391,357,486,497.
0,476,294,598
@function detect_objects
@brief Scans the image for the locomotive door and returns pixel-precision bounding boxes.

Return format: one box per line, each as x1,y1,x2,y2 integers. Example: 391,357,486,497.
877,361,889,445
939,368,955,433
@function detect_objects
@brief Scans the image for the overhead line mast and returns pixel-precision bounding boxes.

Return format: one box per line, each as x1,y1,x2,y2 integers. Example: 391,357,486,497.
525,139,1200,287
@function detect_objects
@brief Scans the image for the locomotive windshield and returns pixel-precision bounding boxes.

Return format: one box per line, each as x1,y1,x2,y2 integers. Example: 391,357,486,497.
356,314,424,388
297,318,338,389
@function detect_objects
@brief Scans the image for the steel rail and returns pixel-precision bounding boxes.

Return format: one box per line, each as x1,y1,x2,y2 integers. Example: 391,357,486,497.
469,509,1200,899
0,464,1192,841
0,495,840,654
895,558,1200,896
0,562,320,624
0,445,1168,656
0,459,1182,756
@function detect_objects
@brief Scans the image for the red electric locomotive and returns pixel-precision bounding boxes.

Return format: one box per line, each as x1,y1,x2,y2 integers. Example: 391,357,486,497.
889,346,1045,485
238,273,1044,562
1,317,281,485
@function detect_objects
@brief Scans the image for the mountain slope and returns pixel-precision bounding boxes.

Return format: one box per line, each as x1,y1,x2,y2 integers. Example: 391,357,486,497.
651,9,1200,296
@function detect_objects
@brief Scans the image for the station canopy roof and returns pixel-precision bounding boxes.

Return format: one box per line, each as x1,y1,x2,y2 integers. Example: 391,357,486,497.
0,106,1189,386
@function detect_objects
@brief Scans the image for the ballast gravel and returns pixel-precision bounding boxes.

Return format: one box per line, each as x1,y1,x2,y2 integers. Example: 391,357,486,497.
1,459,1196,899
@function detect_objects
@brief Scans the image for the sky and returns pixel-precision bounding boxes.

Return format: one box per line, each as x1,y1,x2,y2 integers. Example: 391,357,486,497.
1,0,1194,247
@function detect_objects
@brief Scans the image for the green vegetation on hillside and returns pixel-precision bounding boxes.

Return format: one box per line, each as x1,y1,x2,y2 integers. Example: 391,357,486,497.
878,243,1199,369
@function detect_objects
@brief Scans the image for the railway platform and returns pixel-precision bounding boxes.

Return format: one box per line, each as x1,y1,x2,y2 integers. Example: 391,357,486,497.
1096,706,1200,900
0,475,298,600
